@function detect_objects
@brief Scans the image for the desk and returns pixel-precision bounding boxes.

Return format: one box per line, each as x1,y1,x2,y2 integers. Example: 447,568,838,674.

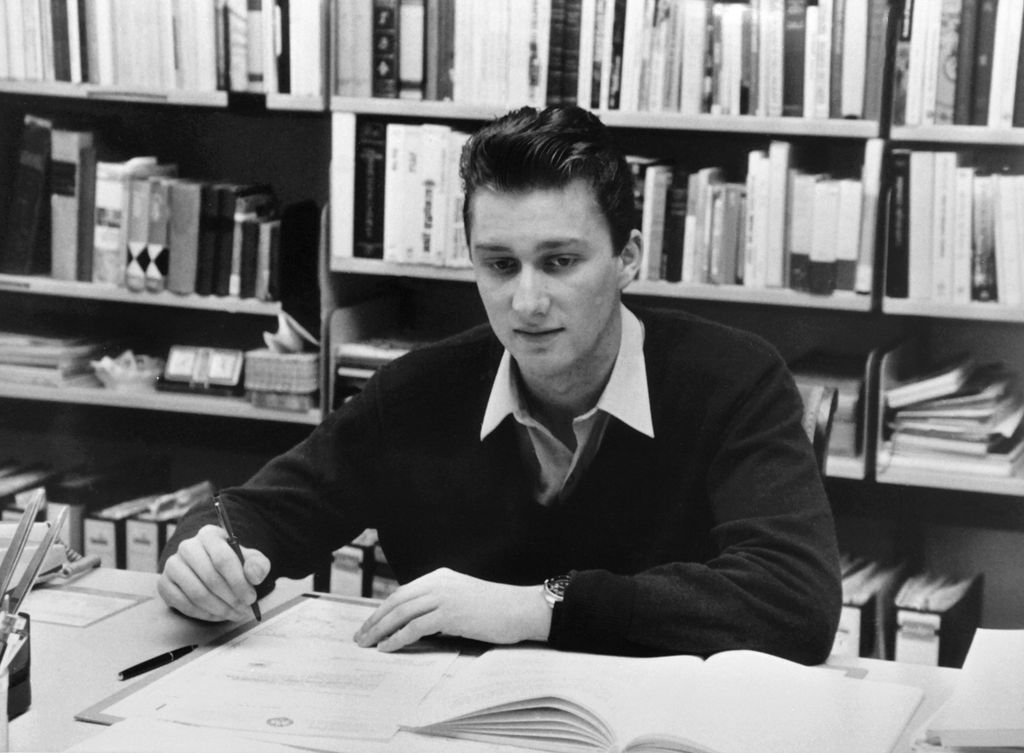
14,569,961,753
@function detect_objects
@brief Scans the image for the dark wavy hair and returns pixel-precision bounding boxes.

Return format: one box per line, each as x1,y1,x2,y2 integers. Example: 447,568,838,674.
460,106,635,254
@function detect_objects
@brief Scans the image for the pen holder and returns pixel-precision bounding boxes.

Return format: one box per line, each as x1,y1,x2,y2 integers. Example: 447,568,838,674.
7,614,29,721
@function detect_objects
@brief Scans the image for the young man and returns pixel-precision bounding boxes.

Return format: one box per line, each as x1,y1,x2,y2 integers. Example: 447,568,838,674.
158,106,841,664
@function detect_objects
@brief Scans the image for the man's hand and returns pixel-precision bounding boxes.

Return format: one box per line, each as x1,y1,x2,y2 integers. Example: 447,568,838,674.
157,524,270,622
354,567,552,652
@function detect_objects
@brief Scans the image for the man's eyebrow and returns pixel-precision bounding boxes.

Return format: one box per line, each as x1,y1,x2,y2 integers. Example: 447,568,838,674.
474,239,583,253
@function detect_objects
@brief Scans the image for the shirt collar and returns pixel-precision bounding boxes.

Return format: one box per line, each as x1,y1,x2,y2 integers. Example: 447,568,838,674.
480,305,654,440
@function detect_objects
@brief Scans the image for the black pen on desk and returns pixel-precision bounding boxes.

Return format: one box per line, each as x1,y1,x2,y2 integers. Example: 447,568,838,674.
214,499,262,622
118,644,198,681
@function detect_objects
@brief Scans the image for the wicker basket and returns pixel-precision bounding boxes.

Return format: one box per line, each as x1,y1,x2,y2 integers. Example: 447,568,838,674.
244,349,320,394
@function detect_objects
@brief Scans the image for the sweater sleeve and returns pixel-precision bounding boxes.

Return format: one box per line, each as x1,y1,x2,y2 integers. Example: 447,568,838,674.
548,347,843,665
159,381,384,585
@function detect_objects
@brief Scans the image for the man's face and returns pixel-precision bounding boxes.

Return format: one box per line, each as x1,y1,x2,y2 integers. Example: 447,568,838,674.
470,180,641,390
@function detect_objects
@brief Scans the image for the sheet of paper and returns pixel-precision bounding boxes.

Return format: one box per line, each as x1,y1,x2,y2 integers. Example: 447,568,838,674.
63,718,301,753
104,596,459,742
22,586,148,627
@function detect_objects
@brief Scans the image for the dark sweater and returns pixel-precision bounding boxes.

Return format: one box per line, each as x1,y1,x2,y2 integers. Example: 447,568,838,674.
163,307,842,663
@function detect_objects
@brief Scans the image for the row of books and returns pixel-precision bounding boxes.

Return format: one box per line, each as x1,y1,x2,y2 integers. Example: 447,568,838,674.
334,0,892,121
886,150,1024,308
892,0,1024,128
0,114,299,301
0,0,324,97
635,138,881,294
883,354,1024,477
832,554,983,668
336,119,473,267
335,116,882,296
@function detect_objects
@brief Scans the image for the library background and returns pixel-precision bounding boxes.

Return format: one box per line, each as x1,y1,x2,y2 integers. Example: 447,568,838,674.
1,0,1023,670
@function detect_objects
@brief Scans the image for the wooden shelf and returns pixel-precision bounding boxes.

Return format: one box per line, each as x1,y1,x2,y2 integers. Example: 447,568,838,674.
876,464,1024,497
266,92,328,112
0,275,282,315
890,125,1024,147
882,297,1024,323
0,381,320,424
329,259,874,310
0,79,229,106
328,97,882,138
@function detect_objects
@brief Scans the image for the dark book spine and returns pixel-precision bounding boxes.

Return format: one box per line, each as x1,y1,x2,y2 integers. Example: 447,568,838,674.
862,0,893,123
546,0,567,105
277,0,291,93
606,0,626,109
561,0,583,105
953,0,980,124
372,0,401,98
195,183,219,296
354,121,387,259
829,0,847,118
213,186,237,296
661,183,688,283
77,0,90,82
1013,15,1024,126
890,0,914,125
885,149,911,299
51,0,72,81
970,0,997,125
782,0,807,117
0,116,53,276
436,0,455,100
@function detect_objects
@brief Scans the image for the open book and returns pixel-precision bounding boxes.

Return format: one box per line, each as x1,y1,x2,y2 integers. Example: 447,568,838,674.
404,646,923,753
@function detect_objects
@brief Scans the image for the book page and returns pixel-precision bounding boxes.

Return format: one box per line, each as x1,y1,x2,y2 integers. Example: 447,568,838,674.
406,646,924,753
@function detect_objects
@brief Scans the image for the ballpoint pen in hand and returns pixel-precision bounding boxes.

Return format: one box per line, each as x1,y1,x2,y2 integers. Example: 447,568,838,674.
213,499,262,622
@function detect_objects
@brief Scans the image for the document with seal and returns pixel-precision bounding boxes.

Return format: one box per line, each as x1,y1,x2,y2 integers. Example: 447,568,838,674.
83,594,460,743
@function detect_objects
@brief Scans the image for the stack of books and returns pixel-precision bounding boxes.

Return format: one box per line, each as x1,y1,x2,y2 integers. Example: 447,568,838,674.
883,356,1024,477
791,350,870,461
0,331,114,389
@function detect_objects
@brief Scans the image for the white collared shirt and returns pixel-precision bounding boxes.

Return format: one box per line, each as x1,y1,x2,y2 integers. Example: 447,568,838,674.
480,305,654,506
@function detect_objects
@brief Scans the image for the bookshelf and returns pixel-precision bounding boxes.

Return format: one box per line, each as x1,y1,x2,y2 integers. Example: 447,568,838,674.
4,0,1024,628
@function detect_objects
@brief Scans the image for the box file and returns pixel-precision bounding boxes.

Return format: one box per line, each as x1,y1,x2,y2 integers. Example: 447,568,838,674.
894,573,983,668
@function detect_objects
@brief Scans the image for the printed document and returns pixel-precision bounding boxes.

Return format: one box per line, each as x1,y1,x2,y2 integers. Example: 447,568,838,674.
103,596,459,742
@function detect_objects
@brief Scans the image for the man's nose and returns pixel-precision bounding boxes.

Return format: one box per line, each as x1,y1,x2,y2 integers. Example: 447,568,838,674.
512,268,550,315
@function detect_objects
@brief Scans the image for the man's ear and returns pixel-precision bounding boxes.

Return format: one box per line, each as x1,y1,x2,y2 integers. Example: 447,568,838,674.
617,229,643,290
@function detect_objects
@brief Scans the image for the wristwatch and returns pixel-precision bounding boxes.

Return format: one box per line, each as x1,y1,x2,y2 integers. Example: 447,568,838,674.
542,574,572,609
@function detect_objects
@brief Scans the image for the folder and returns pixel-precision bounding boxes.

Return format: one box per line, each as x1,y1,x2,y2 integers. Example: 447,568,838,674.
893,572,983,668
84,493,163,569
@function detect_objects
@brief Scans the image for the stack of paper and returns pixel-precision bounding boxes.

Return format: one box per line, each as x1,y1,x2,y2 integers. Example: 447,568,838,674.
884,360,1024,476
0,330,114,388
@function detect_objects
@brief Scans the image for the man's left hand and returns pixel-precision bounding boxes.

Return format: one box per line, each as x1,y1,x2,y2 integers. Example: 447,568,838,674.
353,567,551,652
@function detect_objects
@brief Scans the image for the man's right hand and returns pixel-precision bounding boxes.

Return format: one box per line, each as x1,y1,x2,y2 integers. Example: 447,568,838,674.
157,524,270,622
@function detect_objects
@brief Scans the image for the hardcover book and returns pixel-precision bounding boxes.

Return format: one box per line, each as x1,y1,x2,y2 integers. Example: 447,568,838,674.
49,127,96,282
0,115,53,276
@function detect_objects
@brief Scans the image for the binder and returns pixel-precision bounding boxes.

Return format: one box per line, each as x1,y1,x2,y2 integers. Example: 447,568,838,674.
84,493,163,569
893,572,983,668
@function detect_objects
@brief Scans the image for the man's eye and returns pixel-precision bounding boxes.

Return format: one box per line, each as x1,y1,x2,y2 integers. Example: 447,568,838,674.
488,259,518,274
547,256,578,270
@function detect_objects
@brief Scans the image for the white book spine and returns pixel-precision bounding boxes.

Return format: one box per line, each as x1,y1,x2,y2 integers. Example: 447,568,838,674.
988,0,1024,127
765,140,791,288
855,137,884,294
907,150,934,300
802,4,818,117
930,151,957,302
330,112,357,264
6,0,25,80
840,0,868,118
951,166,974,304
679,0,708,115
744,150,769,288
835,178,863,290
993,175,1022,306
812,0,832,119
918,0,943,124
619,0,646,111
577,0,597,107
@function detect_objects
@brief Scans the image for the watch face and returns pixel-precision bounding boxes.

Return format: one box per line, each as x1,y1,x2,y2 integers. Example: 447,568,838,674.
545,575,571,601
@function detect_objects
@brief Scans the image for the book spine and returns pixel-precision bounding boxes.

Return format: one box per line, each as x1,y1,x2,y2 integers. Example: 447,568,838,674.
953,0,979,124
890,0,913,125
372,0,400,97
885,148,911,298
970,0,997,124
809,178,840,294
167,180,203,295
49,129,95,282
951,165,974,304
861,0,891,123
907,149,934,300
145,176,173,293
354,120,388,259
0,116,53,276
781,0,806,117
933,0,963,125
398,0,425,99
124,175,152,292
971,173,996,301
